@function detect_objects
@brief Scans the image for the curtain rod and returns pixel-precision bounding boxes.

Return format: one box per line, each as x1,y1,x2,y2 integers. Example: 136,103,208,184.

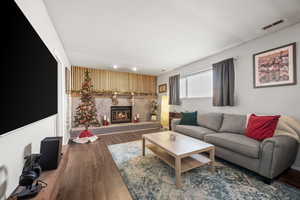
175,56,239,78
181,67,212,78
215,57,239,63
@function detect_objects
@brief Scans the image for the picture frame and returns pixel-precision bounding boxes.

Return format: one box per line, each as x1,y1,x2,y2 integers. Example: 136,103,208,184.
253,42,296,88
158,83,167,93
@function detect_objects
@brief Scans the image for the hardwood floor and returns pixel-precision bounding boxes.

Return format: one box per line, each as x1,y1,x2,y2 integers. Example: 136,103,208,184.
55,139,133,200
54,130,158,200
279,169,300,189
48,130,299,200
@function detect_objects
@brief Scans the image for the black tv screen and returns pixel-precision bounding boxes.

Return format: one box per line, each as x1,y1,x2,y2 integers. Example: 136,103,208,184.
1,2,58,135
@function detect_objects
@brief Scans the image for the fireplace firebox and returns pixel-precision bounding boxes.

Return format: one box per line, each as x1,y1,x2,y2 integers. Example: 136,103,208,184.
111,106,132,124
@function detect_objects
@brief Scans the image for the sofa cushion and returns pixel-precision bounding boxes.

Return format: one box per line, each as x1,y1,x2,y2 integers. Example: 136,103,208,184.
175,125,216,140
219,113,247,134
204,133,260,158
197,112,223,131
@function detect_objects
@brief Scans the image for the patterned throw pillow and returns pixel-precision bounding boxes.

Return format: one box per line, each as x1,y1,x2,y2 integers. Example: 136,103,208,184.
179,111,198,126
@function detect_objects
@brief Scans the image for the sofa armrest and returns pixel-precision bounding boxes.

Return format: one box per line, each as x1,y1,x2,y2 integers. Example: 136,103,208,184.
171,118,181,131
259,135,298,179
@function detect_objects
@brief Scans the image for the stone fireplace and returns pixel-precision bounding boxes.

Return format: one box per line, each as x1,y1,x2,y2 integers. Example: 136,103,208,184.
111,106,132,124
72,97,155,127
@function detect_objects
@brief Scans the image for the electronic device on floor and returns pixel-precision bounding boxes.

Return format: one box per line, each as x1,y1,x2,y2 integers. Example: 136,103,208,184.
14,154,47,199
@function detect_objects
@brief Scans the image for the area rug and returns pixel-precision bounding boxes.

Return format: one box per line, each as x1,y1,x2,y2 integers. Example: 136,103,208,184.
108,141,300,200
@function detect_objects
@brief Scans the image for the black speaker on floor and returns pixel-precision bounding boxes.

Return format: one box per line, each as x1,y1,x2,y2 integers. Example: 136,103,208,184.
39,137,62,171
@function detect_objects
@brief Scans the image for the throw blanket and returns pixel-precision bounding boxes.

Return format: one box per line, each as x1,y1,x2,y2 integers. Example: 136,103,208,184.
275,116,300,142
246,115,300,142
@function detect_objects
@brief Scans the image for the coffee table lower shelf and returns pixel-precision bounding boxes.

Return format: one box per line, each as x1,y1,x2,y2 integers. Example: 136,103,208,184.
146,143,212,173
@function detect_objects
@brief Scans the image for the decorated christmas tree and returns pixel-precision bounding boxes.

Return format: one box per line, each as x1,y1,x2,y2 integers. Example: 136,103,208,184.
74,71,100,129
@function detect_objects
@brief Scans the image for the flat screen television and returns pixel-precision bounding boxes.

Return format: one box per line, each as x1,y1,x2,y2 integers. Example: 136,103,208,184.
1,2,58,135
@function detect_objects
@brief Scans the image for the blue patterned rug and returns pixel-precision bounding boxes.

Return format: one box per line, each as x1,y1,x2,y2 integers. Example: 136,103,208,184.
108,141,300,200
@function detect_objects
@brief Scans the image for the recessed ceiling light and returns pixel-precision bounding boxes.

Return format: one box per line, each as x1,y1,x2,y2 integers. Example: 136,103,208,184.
132,67,137,71
113,65,118,69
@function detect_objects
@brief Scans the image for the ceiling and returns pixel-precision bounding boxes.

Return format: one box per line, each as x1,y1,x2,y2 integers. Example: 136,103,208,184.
44,0,300,75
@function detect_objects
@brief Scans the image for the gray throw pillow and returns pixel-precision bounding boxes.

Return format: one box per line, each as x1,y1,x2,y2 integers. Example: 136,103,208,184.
197,113,223,131
219,113,246,134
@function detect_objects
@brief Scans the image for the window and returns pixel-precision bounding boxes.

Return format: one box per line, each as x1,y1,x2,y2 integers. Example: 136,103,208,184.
180,69,212,98
180,77,187,98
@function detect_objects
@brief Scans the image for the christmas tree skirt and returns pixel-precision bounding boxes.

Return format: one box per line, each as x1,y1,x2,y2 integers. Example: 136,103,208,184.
72,135,98,144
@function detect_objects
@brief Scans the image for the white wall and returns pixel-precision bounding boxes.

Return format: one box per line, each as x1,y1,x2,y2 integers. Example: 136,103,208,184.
0,1,71,198
158,23,300,169
0,116,57,199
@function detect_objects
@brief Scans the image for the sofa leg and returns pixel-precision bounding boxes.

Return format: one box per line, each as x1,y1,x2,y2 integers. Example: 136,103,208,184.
262,177,273,185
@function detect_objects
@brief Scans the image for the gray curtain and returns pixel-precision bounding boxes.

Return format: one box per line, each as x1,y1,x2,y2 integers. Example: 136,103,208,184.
213,58,235,106
169,74,180,105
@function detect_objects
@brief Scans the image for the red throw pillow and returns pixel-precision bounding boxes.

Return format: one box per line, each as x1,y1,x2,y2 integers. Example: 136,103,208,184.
246,114,280,141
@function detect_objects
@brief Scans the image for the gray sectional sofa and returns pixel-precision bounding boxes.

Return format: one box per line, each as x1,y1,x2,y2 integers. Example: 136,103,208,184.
171,112,299,182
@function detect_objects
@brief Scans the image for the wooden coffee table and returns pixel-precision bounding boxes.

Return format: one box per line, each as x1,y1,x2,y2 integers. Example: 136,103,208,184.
142,131,215,188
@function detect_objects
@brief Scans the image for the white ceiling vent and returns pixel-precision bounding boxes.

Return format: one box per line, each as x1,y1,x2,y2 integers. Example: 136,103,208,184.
262,19,284,30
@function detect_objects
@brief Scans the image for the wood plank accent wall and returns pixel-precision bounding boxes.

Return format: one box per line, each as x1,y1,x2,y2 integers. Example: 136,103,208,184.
71,66,157,96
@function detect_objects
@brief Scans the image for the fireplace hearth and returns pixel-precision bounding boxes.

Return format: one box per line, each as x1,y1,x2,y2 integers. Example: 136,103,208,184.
111,106,132,124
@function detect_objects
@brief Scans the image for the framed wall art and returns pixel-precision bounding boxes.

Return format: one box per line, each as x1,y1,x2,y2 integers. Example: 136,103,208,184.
253,43,297,88
253,42,296,88
158,83,167,93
